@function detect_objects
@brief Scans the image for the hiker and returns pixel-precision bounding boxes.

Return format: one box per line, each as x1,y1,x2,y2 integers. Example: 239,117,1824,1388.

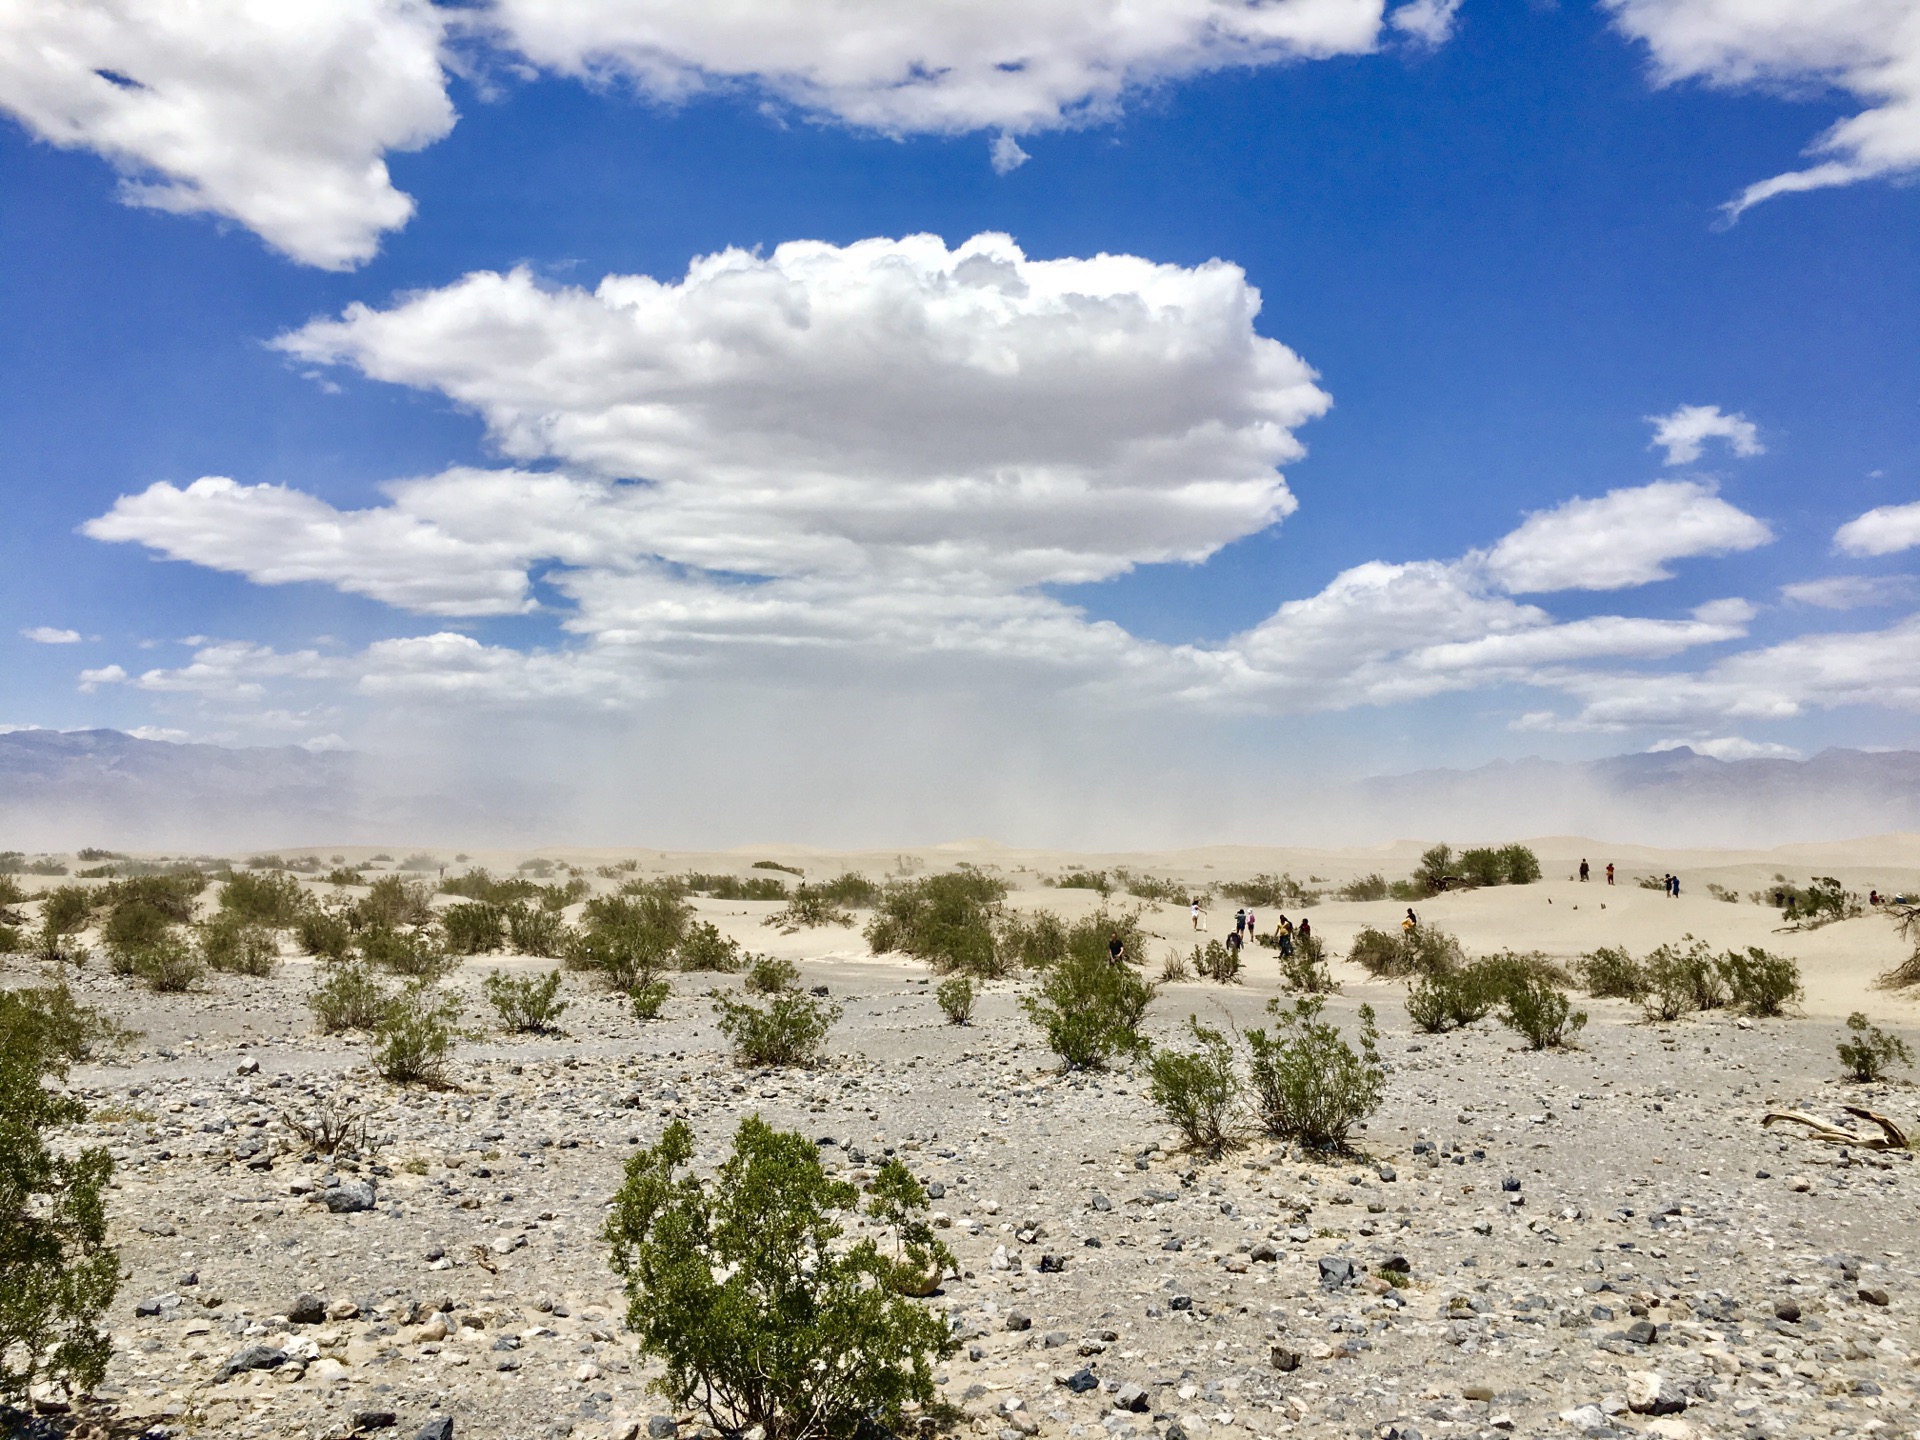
1870,889,1882,906
1298,917,1312,944
1107,931,1127,965
1402,907,1419,933
1233,907,1247,937
1276,915,1294,958
1670,874,1681,898
1190,898,1202,931
1245,907,1257,937
1225,928,1243,964
1579,858,1590,882
1605,862,1615,885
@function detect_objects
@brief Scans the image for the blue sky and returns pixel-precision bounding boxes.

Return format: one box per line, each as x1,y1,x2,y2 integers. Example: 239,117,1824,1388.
2,0,1918,839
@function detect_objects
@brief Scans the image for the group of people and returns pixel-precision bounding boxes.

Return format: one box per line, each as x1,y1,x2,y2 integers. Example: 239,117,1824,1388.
1188,898,1311,959
1576,858,1617,884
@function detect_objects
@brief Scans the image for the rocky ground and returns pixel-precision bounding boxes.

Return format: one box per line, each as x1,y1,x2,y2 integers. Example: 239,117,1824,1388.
7,871,1919,1440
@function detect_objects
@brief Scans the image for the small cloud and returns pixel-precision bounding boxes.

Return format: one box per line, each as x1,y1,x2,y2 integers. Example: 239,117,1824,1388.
1690,596,1756,625
1649,735,1801,761
0,723,47,735
1834,499,1920,558
77,664,127,692
126,725,192,743
1781,574,1916,610
1389,0,1462,47
21,626,82,644
1647,404,1764,466
301,733,349,752
989,133,1030,174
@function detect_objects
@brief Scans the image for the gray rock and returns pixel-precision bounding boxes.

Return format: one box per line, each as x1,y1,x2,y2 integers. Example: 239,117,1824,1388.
216,1345,287,1381
1773,1300,1801,1323
1063,1369,1099,1394
322,1182,377,1214
1318,1257,1356,1289
647,1417,678,1439
1626,1372,1686,1416
1091,1193,1112,1212
414,1420,454,1440
351,1411,397,1431
1112,1383,1149,1413
1005,1310,1032,1332
1042,1331,1071,1348
1248,1241,1278,1263
287,1293,327,1325
1269,1347,1301,1372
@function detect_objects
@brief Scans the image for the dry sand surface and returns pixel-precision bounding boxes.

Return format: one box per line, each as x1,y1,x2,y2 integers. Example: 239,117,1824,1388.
5,839,1920,1440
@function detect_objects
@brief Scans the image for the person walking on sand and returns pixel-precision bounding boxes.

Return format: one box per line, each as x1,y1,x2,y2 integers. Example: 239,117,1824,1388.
1245,907,1257,938
1276,915,1294,958
1402,907,1419,934
1233,907,1247,937
1190,898,1203,931
1670,874,1681,898
1107,931,1127,966
1605,862,1615,886
1225,927,1243,965
1579,858,1590,882
1298,917,1312,944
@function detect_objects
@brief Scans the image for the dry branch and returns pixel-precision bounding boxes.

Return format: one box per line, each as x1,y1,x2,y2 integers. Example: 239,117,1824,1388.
1762,1106,1910,1151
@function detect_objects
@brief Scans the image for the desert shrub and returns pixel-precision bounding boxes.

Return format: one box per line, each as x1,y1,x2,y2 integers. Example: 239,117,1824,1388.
1637,937,1723,1020
1500,978,1586,1050
357,924,454,980
1338,873,1390,902
751,859,804,876
604,1116,955,1440
0,923,21,954
295,905,355,963
1348,924,1464,980
198,915,279,976
713,990,842,1068
1837,1012,1913,1082
745,954,800,994
864,869,1010,976
1579,945,1647,1000
483,968,568,1033
372,985,461,1086
1050,869,1111,895
323,867,362,887
1471,949,1572,994
1405,968,1496,1033
218,869,305,926
684,872,789,901
505,901,571,958
103,873,207,922
131,932,203,992
1776,875,1863,929
355,875,436,930
1720,947,1803,1017
1220,873,1317,907
1458,847,1506,888
0,987,119,1403
935,976,975,1025
1159,950,1190,982
0,874,26,908
308,963,393,1034
812,872,882,908
101,898,177,969
1112,869,1187,903
36,885,95,963
245,853,285,870
629,979,672,1020
1278,932,1336,993
441,901,507,955
1705,883,1740,904
1190,938,1241,983
1413,844,1454,895
569,889,696,985
997,909,1068,970
440,868,543,905
1499,844,1542,884
397,852,439,872
678,920,744,973
1245,997,1383,1151
766,885,854,931
1020,951,1155,1071
1147,1017,1242,1154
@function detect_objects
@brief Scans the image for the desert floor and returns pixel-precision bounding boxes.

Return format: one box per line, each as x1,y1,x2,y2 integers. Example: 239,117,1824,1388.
5,837,1919,1440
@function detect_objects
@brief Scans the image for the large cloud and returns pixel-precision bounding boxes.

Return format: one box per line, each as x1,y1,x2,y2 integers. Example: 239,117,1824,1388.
0,0,453,269
483,0,1389,135
1479,480,1772,593
1834,498,1920,557
1605,0,1920,218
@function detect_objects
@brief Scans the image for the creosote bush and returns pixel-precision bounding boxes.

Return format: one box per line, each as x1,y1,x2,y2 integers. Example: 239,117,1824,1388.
1721,947,1803,1017
935,976,975,1025
604,1116,956,1440
372,985,461,1086
218,869,305,926
1277,932,1335,994
678,921,743,973
131,932,204,992
295,906,355,964
630,979,672,1021
766,885,855,931
1190,938,1240,983
864,868,1010,976
483,968,568,1033
308,962,393,1034
714,990,842,1068
1499,978,1586,1050
1837,1013,1913,1082
1348,924,1465,980
198,915,279,976
441,901,507,956
1244,996,1382,1151
745,954,800,994
359,925,456,981
1147,1017,1241,1154
1020,951,1156,1071
1405,968,1496,1033
0,986,120,1403
1579,946,1647,1001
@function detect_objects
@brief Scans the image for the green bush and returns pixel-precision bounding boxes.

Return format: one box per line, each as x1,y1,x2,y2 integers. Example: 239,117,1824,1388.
1777,875,1863,929
745,954,800,994
1020,951,1155,1071
1337,873,1390,902
678,920,744,972
935,976,975,1025
1458,847,1506,888
372,985,461,1086
1348,924,1463,980
1499,844,1542,885
1147,1017,1241,1154
354,875,436,930
1245,997,1382,1151
604,1116,956,1440
1413,844,1454,894
295,905,355,963
1219,872,1319,908
1579,945,1647,1000
812,872,882,908
1190,938,1241,983
441,901,507,955
766,885,854,931
683,873,789,902
1112,869,1188,903
1404,968,1496,1033
568,890,693,988
102,900,174,970
714,990,843,1068
36,885,94,962
0,987,120,1403
441,868,544,904
131,933,204,992
1500,978,1586,1050
483,968,568,1033
198,915,279,976
359,924,456,980
1471,949,1572,994
629,979,672,1021
1050,868,1111,895
864,869,1010,976
1837,1012,1913,1082
751,859,804,876
218,869,305,926
996,909,1068,969
505,902,572,958
1720,947,1803,1017
309,963,393,1034
1277,932,1335,993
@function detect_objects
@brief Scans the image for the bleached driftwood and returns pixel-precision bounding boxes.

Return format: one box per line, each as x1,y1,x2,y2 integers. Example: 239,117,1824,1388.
1762,1106,1910,1151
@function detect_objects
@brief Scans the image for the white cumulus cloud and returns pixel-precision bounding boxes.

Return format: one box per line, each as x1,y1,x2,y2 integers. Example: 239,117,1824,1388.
1834,499,1920,557
21,626,82,644
1649,735,1801,760
1479,479,1773,594
1605,0,1920,218
482,0,1389,135
1388,0,1461,48
0,0,454,269
1647,402,1763,465
1781,574,1915,609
